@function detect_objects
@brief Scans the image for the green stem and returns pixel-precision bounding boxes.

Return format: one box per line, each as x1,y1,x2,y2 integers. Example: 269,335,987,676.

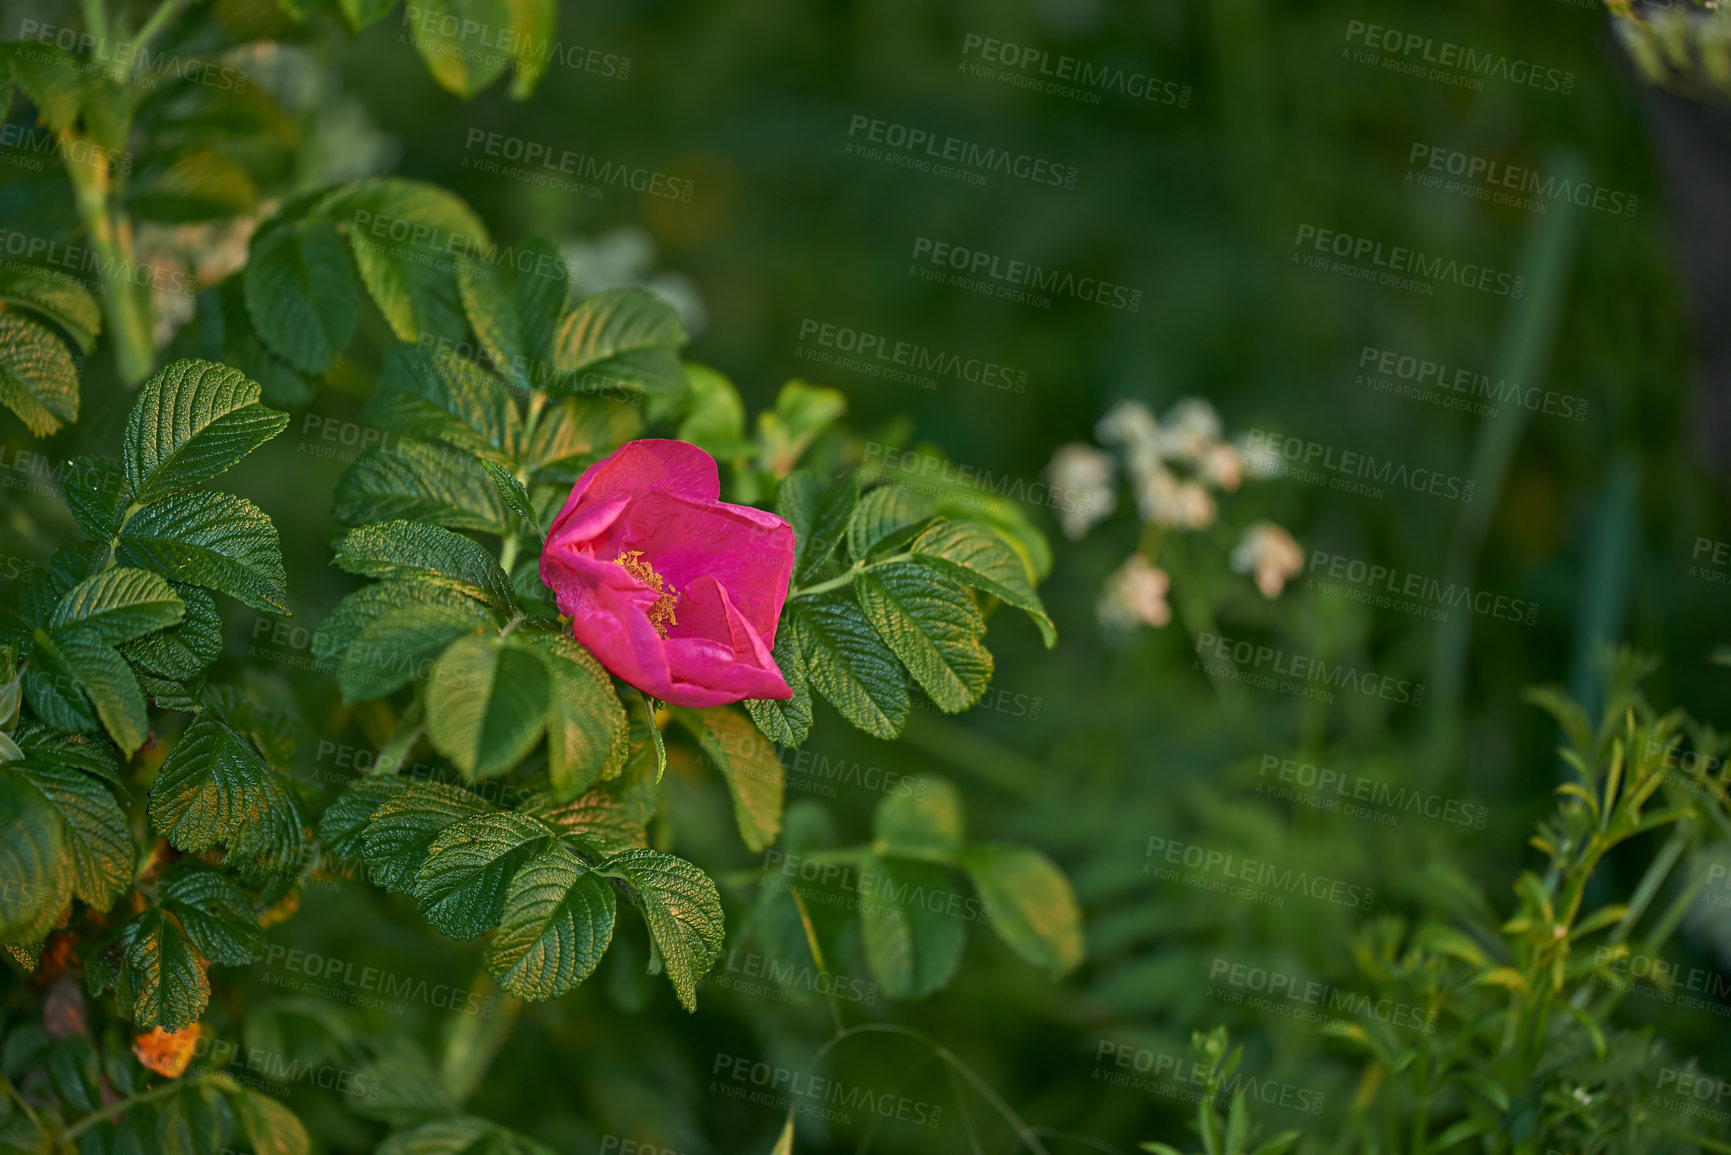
122,0,190,82
788,553,910,600
0,1075,43,1136
439,971,524,1104
61,1074,216,1143
62,145,153,386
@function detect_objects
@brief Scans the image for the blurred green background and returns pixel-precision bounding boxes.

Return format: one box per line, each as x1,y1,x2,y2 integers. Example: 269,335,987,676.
5,0,1729,1150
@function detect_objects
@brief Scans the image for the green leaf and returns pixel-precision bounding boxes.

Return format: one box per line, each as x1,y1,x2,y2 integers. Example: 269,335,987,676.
799,473,859,579
337,595,499,702
231,1088,311,1155
149,714,306,867
849,485,931,558
791,597,909,739
504,0,556,98
379,1117,556,1155
527,396,642,476
317,777,407,860
414,811,556,940
5,43,83,132
0,266,101,355
122,359,290,505
339,0,400,30
336,439,512,535
319,179,489,344
121,585,225,695
456,242,570,389
362,344,522,462
960,843,1083,974
519,631,628,802
116,491,289,613
29,628,150,756
774,471,824,562
873,776,965,862
0,772,70,944
244,216,358,375
676,364,752,460
758,381,846,476
63,456,131,541
105,908,209,1032
361,781,493,893
745,618,812,749
334,520,516,610
484,845,616,1000
7,761,131,911
525,787,647,857
670,707,783,852
408,0,514,96
483,461,540,535
8,721,121,785
0,313,79,437
856,852,965,1000
856,562,991,713
51,568,185,646
160,865,266,965
127,148,258,222
552,288,687,396
424,636,551,779
603,849,724,1012
909,520,1055,647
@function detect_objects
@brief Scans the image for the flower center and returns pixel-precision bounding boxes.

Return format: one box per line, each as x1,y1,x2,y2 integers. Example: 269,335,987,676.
614,550,679,637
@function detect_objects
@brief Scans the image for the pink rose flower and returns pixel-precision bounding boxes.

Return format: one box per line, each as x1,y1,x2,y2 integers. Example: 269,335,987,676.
540,439,795,707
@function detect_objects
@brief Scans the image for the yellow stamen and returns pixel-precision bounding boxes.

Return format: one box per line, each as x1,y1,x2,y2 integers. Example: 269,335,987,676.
614,550,679,637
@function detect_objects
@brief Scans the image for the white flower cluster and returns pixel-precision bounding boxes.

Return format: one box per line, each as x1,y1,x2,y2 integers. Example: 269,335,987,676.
1045,397,1302,632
